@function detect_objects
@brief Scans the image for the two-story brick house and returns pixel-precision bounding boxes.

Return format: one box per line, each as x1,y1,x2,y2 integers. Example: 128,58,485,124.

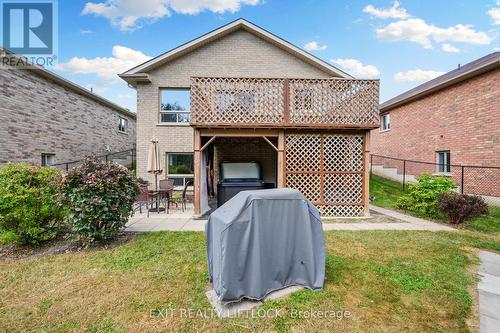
120,19,379,217
371,52,499,199
0,50,137,167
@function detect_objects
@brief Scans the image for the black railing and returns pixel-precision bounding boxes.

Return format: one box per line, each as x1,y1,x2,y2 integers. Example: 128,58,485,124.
51,148,136,173
370,154,500,204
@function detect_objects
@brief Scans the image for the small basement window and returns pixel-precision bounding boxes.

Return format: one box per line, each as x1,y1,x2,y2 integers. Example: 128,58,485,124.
118,117,128,132
41,153,55,166
381,114,390,131
436,151,451,173
160,89,191,123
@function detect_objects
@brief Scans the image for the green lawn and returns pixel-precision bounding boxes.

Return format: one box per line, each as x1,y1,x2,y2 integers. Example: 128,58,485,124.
370,174,500,235
1,231,499,332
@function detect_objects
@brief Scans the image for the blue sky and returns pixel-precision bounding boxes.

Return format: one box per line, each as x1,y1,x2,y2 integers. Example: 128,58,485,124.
44,0,500,110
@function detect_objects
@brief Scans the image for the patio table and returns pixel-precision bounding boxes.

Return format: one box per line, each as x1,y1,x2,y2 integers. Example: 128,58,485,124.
148,190,165,213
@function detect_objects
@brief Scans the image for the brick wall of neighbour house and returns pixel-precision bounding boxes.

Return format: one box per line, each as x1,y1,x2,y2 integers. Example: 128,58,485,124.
136,29,333,183
0,65,136,166
213,137,277,192
370,68,500,197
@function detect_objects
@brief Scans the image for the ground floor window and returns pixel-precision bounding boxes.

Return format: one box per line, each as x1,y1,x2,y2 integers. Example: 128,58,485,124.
166,153,194,186
436,150,451,173
41,153,55,166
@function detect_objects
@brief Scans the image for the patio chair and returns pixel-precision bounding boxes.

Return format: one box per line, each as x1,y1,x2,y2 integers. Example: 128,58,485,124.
159,179,175,212
180,180,193,212
134,184,155,218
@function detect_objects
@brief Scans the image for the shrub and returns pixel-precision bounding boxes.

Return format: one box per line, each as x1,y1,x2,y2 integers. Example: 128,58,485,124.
61,158,140,244
0,163,65,245
438,192,489,225
396,174,456,217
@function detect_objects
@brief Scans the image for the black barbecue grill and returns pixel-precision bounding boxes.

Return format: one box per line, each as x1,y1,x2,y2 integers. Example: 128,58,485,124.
217,162,274,207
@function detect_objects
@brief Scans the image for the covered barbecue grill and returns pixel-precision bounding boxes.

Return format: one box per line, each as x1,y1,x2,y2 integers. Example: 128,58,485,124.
206,188,325,304
217,162,272,206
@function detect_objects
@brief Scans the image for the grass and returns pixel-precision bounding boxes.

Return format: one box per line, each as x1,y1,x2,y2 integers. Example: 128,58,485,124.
1,231,499,332
370,174,500,235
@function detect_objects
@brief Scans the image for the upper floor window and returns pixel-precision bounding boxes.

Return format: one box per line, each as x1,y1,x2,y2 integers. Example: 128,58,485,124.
118,117,128,132
41,153,55,166
381,114,390,131
160,89,191,123
436,150,451,173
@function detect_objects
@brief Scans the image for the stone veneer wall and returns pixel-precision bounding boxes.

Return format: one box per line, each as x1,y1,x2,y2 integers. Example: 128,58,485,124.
0,65,136,166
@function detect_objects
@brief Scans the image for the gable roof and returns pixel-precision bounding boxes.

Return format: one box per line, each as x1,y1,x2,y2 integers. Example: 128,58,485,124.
381,52,500,113
120,18,352,84
1,49,136,119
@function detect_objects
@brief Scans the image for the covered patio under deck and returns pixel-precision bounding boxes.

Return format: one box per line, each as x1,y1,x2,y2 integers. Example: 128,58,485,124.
190,77,379,217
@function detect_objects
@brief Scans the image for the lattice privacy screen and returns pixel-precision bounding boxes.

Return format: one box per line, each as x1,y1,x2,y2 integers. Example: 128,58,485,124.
191,77,379,127
190,77,285,125
285,133,365,217
288,79,379,126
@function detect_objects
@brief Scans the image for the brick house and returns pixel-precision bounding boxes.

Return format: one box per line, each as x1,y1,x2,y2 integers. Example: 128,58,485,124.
0,50,136,167
120,19,379,217
371,52,500,199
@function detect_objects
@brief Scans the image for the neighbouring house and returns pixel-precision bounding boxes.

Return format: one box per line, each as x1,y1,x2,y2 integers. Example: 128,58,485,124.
371,52,500,200
120,19,379,217
0,50,136,167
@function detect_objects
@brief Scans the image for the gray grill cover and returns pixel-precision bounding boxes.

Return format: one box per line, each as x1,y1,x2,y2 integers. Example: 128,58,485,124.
206,188,325,304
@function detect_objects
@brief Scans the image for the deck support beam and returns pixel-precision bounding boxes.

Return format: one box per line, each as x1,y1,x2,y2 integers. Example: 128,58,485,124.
194,128,201,215
363,131,371,216
277,130,285,188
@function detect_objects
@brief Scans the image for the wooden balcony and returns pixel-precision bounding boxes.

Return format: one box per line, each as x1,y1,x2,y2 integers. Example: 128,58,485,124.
190,77,379,129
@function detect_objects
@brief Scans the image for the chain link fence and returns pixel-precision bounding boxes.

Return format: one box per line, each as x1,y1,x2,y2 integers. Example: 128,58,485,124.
51,149,136,174
370,154,500,206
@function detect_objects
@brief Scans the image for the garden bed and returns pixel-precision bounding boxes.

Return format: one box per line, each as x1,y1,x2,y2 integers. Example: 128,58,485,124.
0,232,138,261
370,174,500,235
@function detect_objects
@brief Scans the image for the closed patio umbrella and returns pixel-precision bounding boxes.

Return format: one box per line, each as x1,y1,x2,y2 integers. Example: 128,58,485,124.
147,139,163,191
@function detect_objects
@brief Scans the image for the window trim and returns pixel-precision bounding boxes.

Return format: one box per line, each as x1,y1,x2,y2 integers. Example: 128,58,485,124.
380,113,391,132
159,88,191,124
435,150,451,174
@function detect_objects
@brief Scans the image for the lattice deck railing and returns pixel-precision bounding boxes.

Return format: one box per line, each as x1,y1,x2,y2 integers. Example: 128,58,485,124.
190,77,379,128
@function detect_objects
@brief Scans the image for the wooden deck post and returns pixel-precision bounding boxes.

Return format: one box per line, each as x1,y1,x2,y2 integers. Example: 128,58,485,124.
193,129,201,215
277,130,285,188
363,130,371,216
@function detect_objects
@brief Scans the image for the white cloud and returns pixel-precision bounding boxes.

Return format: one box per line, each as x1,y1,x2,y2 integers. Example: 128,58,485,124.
56,46,152,81
376,18,492,49
332,58,380,78
80,29,93,34
488,7,500,25
117,92,135,100
303,41,327,51
394,69,445,82
363,1,410,19
82,0,260,31
441,43,460,53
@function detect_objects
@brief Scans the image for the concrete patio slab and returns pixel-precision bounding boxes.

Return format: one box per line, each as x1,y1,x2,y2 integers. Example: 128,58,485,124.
206,285,303,318
126,205,455,232
478,251,500,333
